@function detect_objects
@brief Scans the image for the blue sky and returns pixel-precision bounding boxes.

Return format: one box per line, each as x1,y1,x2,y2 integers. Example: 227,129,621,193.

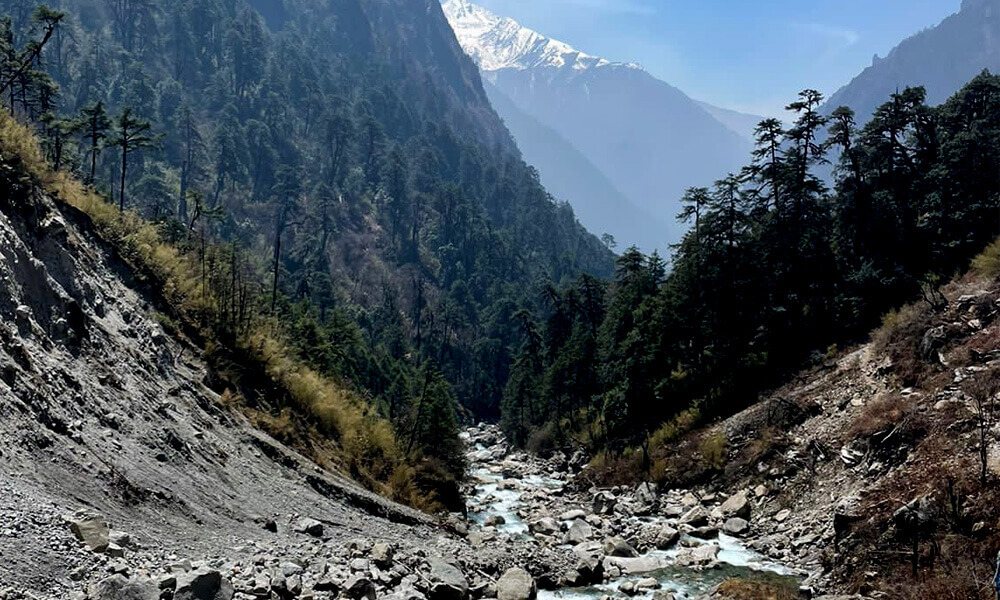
470,0,963,117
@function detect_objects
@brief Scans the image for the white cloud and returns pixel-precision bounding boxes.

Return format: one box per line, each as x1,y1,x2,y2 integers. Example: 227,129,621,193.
790,22,861,56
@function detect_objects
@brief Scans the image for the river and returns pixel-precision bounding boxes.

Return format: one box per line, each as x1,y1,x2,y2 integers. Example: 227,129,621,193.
462,427,802,600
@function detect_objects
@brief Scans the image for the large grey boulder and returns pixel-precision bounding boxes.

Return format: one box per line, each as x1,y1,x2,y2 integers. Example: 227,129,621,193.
174,569,234,600
719,491,751,520
678,505,709,527
371,542,394,568
563,519,593,545
635,482,657,506
70,517,110,553
292,517,324,537
559,509,587,521
496,568,536,600
674,544,719,569
572,542,605,584
603,555,667,575
385,588,428,600
528,517,559,536
344,575,376,600
88,575,159,600
653,525,680,550
723,517,750,536
427,558,469,600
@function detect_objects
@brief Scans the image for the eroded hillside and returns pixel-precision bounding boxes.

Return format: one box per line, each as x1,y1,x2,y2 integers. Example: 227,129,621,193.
0,119,460,595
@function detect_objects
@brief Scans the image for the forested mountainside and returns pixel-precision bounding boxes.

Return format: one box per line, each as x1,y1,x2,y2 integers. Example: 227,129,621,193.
824,0,1000,121
0,0,614,483
500,75,1000,460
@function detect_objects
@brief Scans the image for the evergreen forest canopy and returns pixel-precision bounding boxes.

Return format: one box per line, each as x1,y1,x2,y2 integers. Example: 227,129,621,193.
2,0,999,490
501,76,1000,459
0,0,613,493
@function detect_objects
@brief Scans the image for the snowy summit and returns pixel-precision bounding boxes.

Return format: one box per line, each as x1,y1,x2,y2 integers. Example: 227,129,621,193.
441,0,641,72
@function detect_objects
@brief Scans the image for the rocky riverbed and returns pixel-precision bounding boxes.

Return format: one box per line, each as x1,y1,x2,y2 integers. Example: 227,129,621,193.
460,425,808,600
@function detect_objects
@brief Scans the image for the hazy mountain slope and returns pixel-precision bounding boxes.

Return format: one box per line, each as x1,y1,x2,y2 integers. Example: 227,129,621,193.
696,101,766,144
484,82,671,253
825,0,999,119
443,0,750,248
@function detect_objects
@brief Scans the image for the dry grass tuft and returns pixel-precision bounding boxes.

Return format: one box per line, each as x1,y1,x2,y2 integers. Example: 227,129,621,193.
971,237,1000,280
715,574,801,600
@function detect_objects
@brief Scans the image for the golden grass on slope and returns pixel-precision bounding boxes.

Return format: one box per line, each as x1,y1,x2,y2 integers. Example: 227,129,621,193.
0,111,422,504
715,575,801,600
971,237,1000,280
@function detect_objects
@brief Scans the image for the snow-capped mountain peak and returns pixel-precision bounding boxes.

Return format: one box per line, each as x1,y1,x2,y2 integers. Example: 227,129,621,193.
441,0,640,72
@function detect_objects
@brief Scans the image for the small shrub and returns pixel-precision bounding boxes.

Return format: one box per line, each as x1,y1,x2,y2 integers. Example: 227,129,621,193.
649,407,701,449
715,574,800,600
848,394,909,440
526,422,558,455
971,237,1000,280
700,430,728,471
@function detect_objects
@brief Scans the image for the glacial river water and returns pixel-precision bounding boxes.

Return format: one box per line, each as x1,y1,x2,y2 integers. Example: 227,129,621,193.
465,454,799,600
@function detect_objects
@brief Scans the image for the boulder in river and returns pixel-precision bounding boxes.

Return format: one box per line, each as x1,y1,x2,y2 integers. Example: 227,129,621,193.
496,568,536,600
572,542,605,584
529,517,559,536
485,515,506,527
603,555,667,575
603,536,639,558
679,505,709,527
653,524,680,550
723,517,750,536
674,544,720,570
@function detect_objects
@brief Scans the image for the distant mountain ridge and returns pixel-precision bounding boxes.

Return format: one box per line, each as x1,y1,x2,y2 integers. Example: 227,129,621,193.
484,82,670,253
824,0,999,119
442,0,751,251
